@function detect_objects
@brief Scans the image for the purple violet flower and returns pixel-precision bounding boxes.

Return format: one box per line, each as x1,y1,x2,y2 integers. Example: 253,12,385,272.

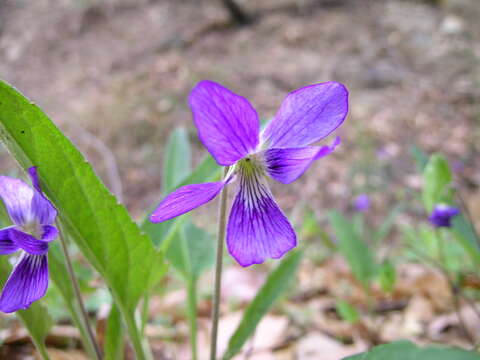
429,204,460,228
354,194,370,212
151,80,348,266
0,167,58,312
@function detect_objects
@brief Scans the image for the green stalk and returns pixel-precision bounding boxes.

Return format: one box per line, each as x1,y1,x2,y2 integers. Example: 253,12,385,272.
187,277,198,360
57,225,103,360
120,306,153,360
210,167,230,360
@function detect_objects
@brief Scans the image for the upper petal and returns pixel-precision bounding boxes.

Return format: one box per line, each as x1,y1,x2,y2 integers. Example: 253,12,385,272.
0,176,34,226
227,171,296,267
262,82,348,149
28,167,57,225
0,253,49,313
264,136,340,184
150,181,227,223
0,228,19,255
189,80,260,166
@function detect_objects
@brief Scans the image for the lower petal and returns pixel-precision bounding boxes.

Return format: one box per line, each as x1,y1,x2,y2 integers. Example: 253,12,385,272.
0,228,18,255
227,175,296,267
264,137,340,184
150,181,227,223
0,253,49,313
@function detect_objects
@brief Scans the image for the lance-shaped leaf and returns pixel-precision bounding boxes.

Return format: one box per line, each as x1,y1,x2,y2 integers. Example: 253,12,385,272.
329,211,377,288
0,81,163,359
223,250,302,360
163,127,192,194
0,80,162,310
422,154,453,212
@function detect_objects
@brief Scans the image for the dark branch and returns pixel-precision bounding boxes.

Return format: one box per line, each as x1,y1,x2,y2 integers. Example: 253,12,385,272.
221,0,252,25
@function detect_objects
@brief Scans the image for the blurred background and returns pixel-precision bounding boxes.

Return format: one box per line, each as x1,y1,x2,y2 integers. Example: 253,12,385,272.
1,0,480,359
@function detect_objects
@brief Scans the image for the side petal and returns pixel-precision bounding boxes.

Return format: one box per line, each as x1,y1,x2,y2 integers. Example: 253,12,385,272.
9,228,49,255
189,80,260,166
227,175,297,267
262,82,348,149
28,167,57,225
0,176,34,226
41,225,58,242
150,181,227,223
264,137,340,184
0,254,49,313
0,228,18,255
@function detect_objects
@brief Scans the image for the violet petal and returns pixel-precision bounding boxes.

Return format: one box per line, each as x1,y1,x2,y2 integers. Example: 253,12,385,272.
354,194,370,212
0,228,18,255
264,136,340,184
189,80,260,166
227,175,296,267
41,225,58,242
0,176,34,226
150,181,227,223
429,204,460,228
262,82,348,149
9,228,49,255
28,167,57,225
0,253,48,313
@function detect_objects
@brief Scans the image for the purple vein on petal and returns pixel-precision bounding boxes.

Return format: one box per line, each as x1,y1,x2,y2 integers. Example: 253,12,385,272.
264,136,340,184
227,163,296,267
189,80,260,166
262,82,348,149
150,181,227,223
0,253,48,313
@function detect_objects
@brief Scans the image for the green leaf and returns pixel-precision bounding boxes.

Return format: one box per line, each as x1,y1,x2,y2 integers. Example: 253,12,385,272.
223,250,303,360
378,261,396,293
452,214,480,266
335,300,360,324
104,304,124,360
328,211,377,288
0,80,159,359
422,154,453,212
0,257,52,358
166,221,215,360
163,127,191,194
373,204,404,244
0,80,162,310
343,340,480,360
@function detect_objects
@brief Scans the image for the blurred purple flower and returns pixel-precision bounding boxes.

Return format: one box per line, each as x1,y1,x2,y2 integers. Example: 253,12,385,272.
354,194,370,212
0,167,58,312
151,80,348,266
429,204,460,228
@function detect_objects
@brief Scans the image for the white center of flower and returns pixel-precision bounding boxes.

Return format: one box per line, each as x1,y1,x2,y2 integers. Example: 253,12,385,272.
21,221,42,239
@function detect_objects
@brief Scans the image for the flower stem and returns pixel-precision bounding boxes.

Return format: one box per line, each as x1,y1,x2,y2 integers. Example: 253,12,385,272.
57,224,103,360
210,167,230,360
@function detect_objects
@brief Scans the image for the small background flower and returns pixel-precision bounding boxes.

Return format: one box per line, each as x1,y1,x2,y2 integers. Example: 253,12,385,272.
429,204,460,228
354,194,370,212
